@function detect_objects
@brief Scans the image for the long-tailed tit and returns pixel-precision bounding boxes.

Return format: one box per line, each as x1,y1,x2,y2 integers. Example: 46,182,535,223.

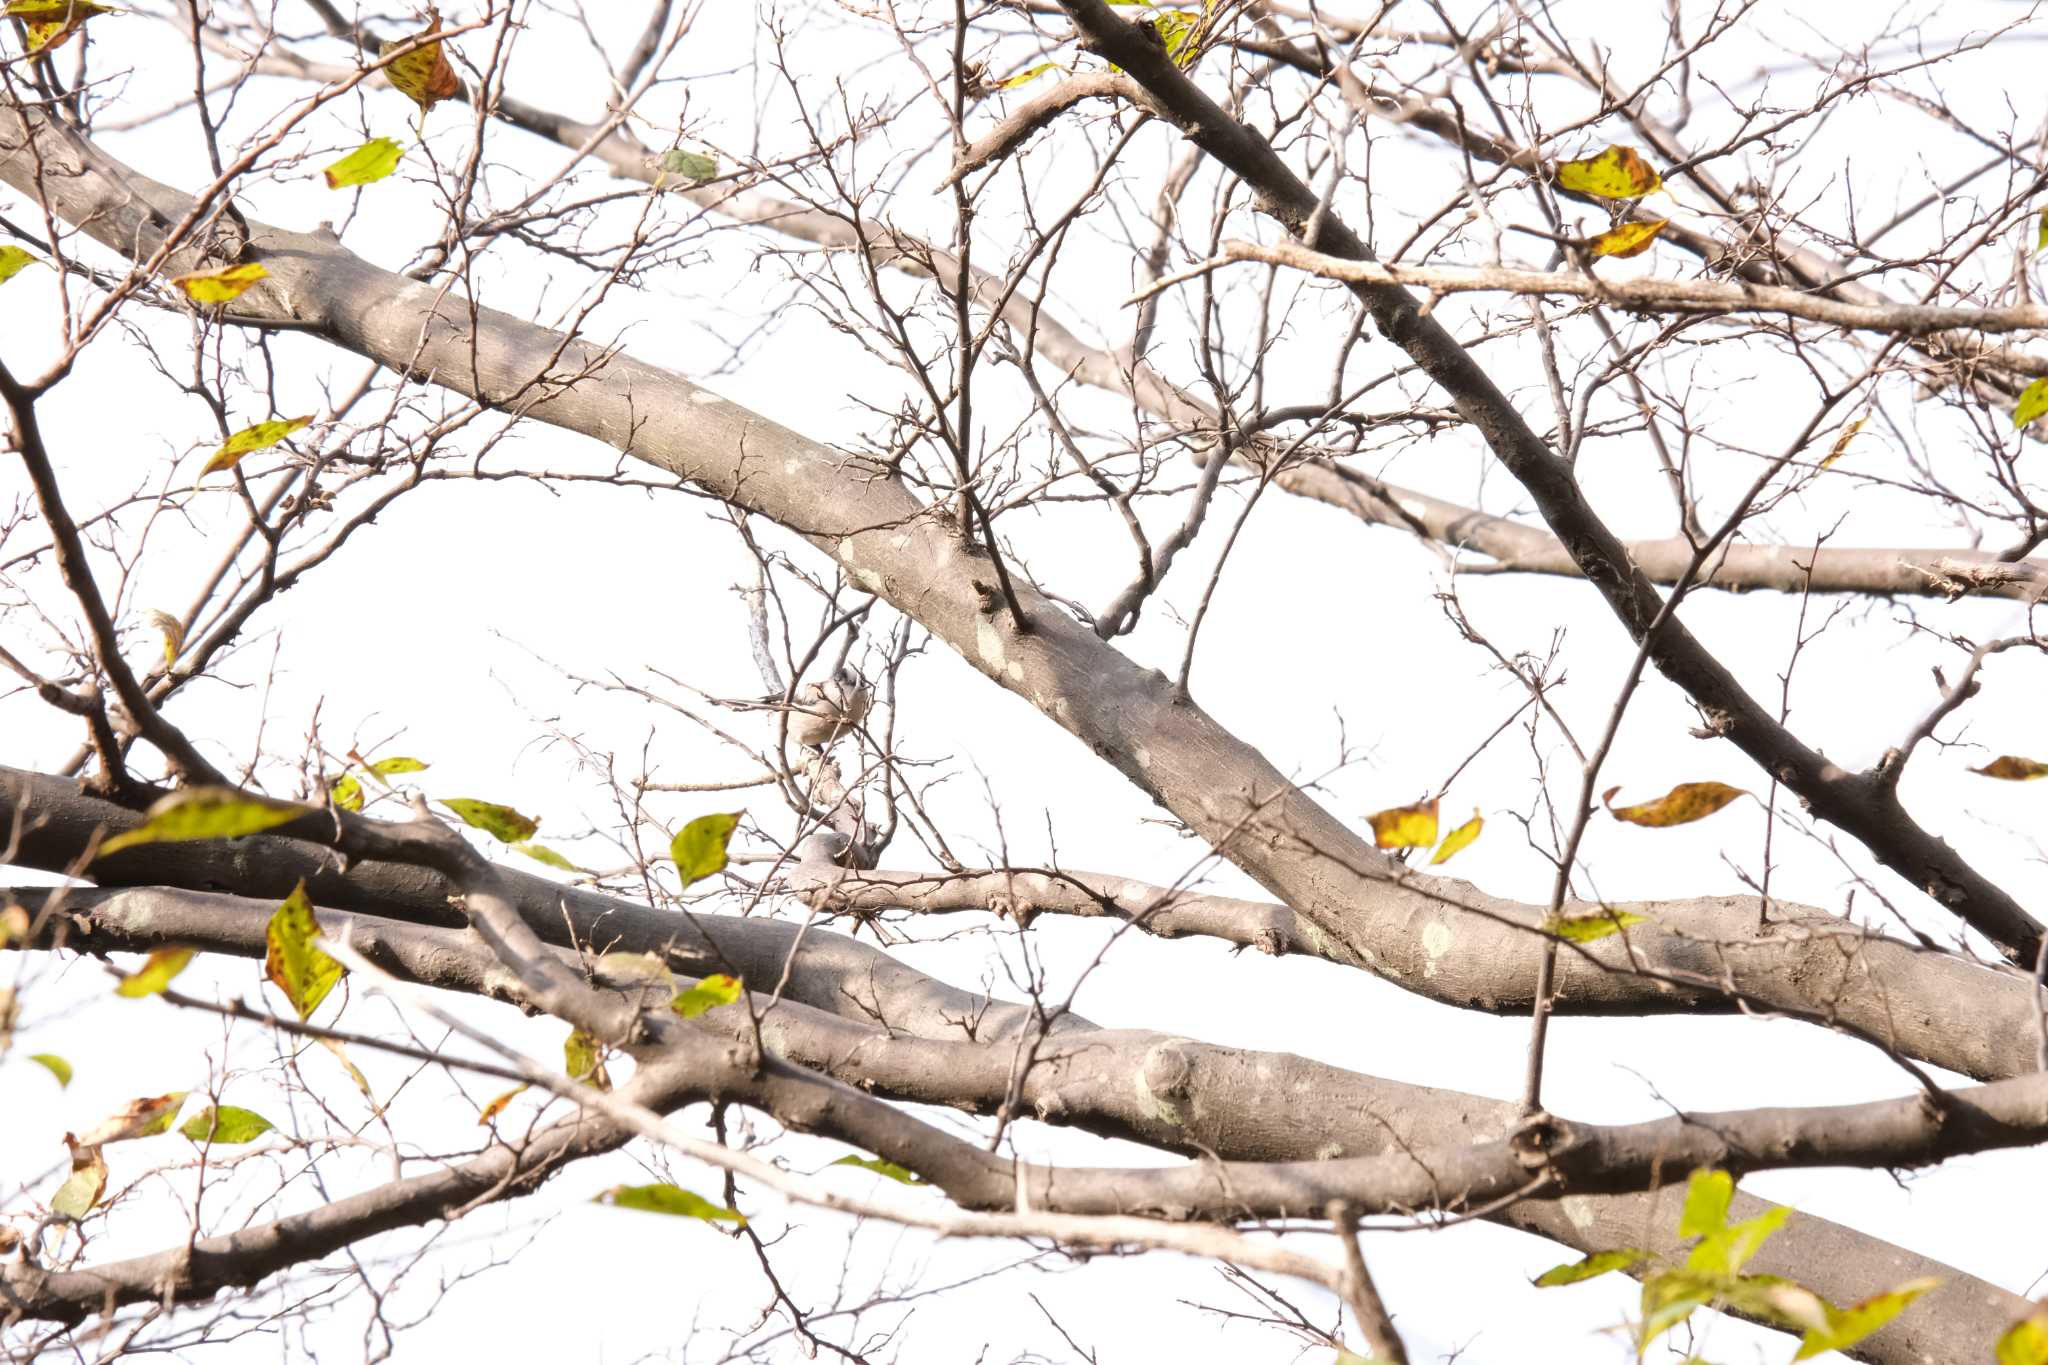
788,665,872,750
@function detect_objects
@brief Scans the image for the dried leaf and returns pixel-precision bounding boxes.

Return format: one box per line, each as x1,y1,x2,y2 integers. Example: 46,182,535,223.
1556,145,1662,199
1587,219,1667,258
265,881,343,1020
199,415,313,478
115,945,193,997
171,261,269,304
142,608,184,669
324,136,405,189
99,786,308,857
1820,414,1868,469
1366,797,1438,850
50,1136,107,1218
1429,810,1483,865
1969,755,2048,781
320,1036,375,1103
1603,781,1747,827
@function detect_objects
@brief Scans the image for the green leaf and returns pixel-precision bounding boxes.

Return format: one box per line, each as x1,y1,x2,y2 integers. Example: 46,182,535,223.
180,1104,276,1145
28,1053,72,1087
1687,1206,1790,1276
1639,1268,1720,1348
264,881,343,1020
1793,1278,1938,1360
1678,1168,1733,1238
595,1182,746,1226
366,755,428,778
199,415,314,478
2036,206,2048,255
115,945,194,997
1533,1248,1651,1287
659,149,718,181
0,244,40,285
442,797,539,843
1998,1313,2048,1365
99,786,308,857
323,136,405,189
1152,8,1200,65
2016,379,2048,430
671,811,740,888
329,772,364,811
672,973,743,1019
828,1153,927,1185
1541,907,1649,943
513,841,581,872
564,1028,610,1090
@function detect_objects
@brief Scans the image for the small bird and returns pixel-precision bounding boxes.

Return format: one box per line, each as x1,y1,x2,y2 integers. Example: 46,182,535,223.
788,666,872,750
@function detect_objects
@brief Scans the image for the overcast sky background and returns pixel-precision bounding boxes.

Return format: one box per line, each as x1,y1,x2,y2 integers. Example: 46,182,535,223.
4,1,2047,1361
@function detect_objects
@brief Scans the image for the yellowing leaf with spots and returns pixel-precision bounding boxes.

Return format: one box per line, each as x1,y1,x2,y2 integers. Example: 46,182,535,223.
2016,379,2048,430
1971,755,2048,780
99,786,309,857
265,881,343,1020
565,1028,611,1091
1556,145,1662,199
77,1092,187,1145
1794,1279,1939,1361
366,755,428,778
1587,219,1667,258
1429,810,1483,865
329,772,364,811
381,6,460,114
171,261,268,304
324,137,404,189
671,811,740,887
1602,781,1747,827
442,797,539,843
199,414,312,478
1821,414,1868,469
1367,797,1438,850
1543,907,1649,943
0,245,39,284
672,973,743,1019
115,945,193,997
8,0,116,52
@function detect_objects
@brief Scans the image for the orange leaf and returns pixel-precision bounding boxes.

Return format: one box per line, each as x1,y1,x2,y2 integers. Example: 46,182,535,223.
1970,756,2048,781
1367,797,1439,850
1602,781,1747,827
477,1085,528,1125
1820,414,1868,470
381,6,461,114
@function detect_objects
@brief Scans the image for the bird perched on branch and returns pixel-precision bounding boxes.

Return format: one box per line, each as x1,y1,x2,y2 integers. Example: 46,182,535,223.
787,666,872,750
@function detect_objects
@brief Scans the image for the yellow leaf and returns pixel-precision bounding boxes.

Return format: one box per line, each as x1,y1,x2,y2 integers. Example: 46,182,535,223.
142,608,183,668
8,0,116,52
1543,907,1650,943
381,6,461,114
1556,145,1662,199
2016,378,2048,430
477,1084,528,1125
1998,1308,2048,1365
50,1135,107,1218
671,811,740,887
265,881,343,1020
1000,61,1061,90
329,771,364,811
1820,414,1868,469
198,414,313,478
77,1092,187,1145
443,797,540,843
2036,208,2048,256
673,973,743,1019
323,137,405,189
1602,781,1747,827
1587,219,1667,258
1367,797,1438,850
28,1052,71,1086
171,261,269,304
565,1027,611,1090
98,786,309,857
0,244,39,284
1429,810,1483,865
319,1036,375,1103
114,945,193,997
1970,755,2048,780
